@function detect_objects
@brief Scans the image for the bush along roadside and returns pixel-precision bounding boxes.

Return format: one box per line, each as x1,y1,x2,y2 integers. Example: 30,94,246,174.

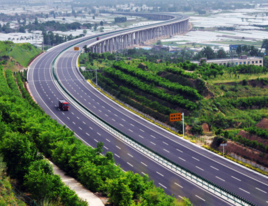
0,68,87,206
0,68,192,205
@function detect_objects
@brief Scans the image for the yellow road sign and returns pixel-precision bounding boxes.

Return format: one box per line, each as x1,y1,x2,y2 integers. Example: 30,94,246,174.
170,113,182,122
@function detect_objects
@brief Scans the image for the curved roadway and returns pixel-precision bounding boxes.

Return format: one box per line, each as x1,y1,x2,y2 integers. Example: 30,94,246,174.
28,13,268,206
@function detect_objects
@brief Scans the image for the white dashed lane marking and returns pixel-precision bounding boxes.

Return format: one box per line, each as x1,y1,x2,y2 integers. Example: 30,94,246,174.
195,195,205,201
159,183,166,189
239,188,250,194
156,172,164,177
174,182,183,188
179,157,185,161
231,176,241,181
196,166,204,171
192,157,200,161
210,166,219,171
216,176,225,182
256,188,267,194
141,162,147,167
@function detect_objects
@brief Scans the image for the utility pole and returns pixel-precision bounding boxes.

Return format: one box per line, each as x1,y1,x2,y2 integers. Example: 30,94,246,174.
96,68,97,86
182,113,184,138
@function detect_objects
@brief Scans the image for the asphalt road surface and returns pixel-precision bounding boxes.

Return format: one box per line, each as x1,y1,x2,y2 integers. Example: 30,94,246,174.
28,13,268,206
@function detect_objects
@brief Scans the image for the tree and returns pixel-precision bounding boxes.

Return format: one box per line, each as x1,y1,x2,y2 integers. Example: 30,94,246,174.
34,17,38,25
249,46,259,56
264,56,268,68
94,23,98,31
236,45,242,54
201,46,216,59
0,132,39,183
105,177,134,206
83,29,87,35
224,131,229,139
24,159,63,200
261,39,268,52
156,40,162,45
217,48,227,58
100,21,103,26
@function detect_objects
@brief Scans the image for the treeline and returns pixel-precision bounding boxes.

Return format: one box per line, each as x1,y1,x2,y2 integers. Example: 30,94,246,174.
197,63,224,80
26,21,92,32
165,67,198,79
104,67,198,110
246,126,268,140
113,61,202,100
227,96,268,109
177,60,225,79
0,67,191,205
1,68,87,206
177,61,199,71
98,74,178,115
233,64,268,74
114,17,127,23
43,31,85,46
231,135,268,154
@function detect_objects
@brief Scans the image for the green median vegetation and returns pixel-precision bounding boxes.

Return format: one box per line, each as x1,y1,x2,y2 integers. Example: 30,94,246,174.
0,66,192,205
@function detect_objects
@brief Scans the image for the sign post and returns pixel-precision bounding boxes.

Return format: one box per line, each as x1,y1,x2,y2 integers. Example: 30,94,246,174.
220,141,227,156
170,113,184,138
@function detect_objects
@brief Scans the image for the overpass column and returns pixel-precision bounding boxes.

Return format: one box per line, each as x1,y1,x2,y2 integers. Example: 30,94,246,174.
109,40,112,52
105,40,109,52
100,42,103,53
131,33,134,46
135,32,138,45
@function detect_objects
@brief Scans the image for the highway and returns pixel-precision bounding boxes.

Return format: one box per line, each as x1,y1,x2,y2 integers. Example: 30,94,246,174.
28,13,268,206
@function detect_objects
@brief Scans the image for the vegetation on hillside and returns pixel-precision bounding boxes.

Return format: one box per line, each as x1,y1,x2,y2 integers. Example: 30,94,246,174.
80,48,268,170
0,41,42,70
0,156,28,206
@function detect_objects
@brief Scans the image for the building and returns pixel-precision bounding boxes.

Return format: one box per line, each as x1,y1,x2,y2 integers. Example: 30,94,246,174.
191,56,263,66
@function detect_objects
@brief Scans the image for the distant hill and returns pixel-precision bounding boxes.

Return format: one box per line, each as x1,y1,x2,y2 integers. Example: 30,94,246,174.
0,41,41,71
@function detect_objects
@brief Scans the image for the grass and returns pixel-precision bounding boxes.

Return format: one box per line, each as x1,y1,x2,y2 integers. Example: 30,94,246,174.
0,156,27,206
207,72,268,84
0,41,42,69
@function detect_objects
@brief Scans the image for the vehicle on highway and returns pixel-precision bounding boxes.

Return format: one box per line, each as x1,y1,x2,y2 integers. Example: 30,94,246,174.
96,37,100,40
59,100,69,111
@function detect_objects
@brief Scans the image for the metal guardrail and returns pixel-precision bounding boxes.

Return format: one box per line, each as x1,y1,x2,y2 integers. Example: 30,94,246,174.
50,37,256,206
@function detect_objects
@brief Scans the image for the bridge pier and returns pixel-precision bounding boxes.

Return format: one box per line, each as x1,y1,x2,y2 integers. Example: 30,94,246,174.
87,15,189,54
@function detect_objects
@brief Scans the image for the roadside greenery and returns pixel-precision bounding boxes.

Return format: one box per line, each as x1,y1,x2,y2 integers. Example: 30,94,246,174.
0,66,192,205
246,126,268,140
0,41,41,68
113,61,202,100
104,67,198,110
